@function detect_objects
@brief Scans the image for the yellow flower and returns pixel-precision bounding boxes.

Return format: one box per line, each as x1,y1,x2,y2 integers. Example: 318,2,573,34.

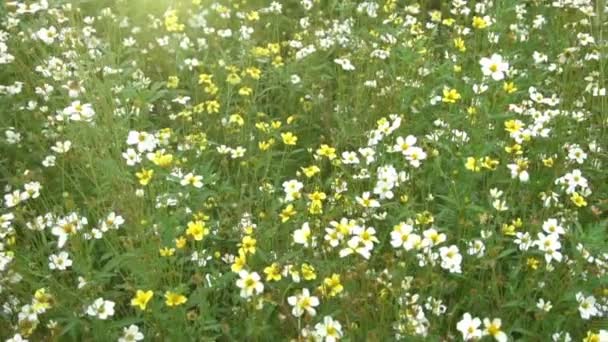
226,73,241,85
245,67,261,79
167,76,179,89
316,144,337,160
263,263,282,282
175,236,187,249
231,251,247,273
542,157,554,167
280,204,297,223
205,100,220,113
164,10,184,32
164,291,187,307
481,156,499,170
504,119,523,133
571,192,587,207
135,169,153,186
503,82,517,94
472,16,489,29
321,274,344,297
238,87,252,96
465,157,481,172
442,88,461,103
186,220,209,241
301,263,316,280
131,290,154,310
239,235,257,255
281,132,298,145
33,288,54,312
308,191,326,202
301,165,320,178
453,37,466,52
159,247,175,257
527,257,540,270
149,151,173,167
198,73,213,85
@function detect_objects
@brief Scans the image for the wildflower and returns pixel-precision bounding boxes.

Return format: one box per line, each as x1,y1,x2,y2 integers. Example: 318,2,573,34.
439,245,463,273
118,325,144,342
280,204,297,222
135,169,154,186
536,298,552,312
480,54,509,81
239,235,257,254
503,82,517,93
316,144,337,160
321,274,344,297
457,313,482,340
483,318,507,342
127,131,157,152
472,16,490,29
287,288,320,317
294,222,314,247
570,192,587,207
159,247,175,257
465,157,481,172
355,192,380,208
48,251,72,271
281,132,298,145
442,88,461,103
507,159,529,182
131,290,153,311
576,293,599,320
264,263,282,282
315,316,343,341
86,298,115,320
180,173,203,188
186,220,209,241
301,165,321,178
63,101,95,122
301,263,316,280
236,270,264,298
164,291,187,307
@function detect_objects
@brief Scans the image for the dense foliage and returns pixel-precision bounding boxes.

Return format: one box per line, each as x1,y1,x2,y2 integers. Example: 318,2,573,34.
0,0,607,341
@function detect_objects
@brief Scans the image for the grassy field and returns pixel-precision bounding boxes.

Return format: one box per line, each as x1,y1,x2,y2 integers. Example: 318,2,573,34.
1,0,607,340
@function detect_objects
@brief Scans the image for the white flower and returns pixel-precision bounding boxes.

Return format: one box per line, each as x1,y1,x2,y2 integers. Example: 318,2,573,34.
439,245,462,273
49,251,72,271
456,313,482,341
334,58,355,71
180,172,204,188
126,131,157,152
576,292,599,320
314,316,343,342
536,298,552,312
63,101,95,122
287,288,319,317
283,179,304,202
118,325,144,342
483,318,507,342
36,26,58,44
236,270,264,298
51,140,72,154
480,54,509,81
6,333,28,342
542,218,566,235
534,233,562,263
86,297,115,320
122,148,141,166
355,192,380,208
294,222,315,247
